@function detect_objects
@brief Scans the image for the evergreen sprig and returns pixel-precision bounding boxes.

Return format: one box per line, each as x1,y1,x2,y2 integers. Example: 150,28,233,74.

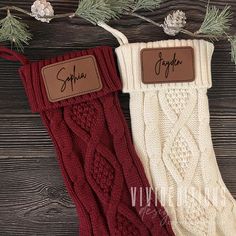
0,0,236,68
109,0,133,16
0,11,31,51
75,0,117,24
131,0,162,12
196,5,233,38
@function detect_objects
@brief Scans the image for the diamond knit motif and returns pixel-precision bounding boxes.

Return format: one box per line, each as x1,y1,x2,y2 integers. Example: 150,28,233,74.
161,88,198,185
166,89,189,115
161,89,217,235
179,194,211,235
91,151,115,195
115,213,140,236
71,102,96,132
169,134,192,178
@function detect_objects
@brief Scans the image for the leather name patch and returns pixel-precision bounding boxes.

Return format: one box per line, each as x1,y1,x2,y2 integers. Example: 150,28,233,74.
42,55,103,102
141,47,195,84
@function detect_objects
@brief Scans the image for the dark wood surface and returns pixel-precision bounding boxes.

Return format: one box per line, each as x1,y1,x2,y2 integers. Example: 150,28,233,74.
0,0,236,235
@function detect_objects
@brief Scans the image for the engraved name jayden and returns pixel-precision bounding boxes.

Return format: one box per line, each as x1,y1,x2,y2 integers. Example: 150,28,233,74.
155,52,182,79
56,65,87,92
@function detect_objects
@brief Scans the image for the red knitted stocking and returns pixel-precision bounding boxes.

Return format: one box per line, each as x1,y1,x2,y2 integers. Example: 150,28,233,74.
0,46,174,236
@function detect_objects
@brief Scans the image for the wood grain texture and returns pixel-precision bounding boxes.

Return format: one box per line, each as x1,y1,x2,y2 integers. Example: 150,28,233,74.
0,0,236,235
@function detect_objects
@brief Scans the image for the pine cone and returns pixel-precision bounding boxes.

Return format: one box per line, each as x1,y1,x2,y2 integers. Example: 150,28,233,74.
31,0,54,23
162,10,187,36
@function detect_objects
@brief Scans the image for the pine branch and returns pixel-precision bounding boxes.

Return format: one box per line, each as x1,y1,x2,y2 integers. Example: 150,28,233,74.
109,0,133,16
75,0,117,24
0,11,31,51
0,6,75,20
0,0,235,68
0,1,163,23
196,5,233,38
125,11,162,27
0,6,32,16
131,0,162,12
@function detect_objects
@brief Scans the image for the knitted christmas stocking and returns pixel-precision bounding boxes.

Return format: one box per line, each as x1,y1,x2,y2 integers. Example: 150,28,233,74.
0,46,174,236
98,23,236,236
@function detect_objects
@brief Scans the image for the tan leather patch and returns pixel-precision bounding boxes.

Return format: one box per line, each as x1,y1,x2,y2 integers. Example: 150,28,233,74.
41,55,103,102
141,47,195,84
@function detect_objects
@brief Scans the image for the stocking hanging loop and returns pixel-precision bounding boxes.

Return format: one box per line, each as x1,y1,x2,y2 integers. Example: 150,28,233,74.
97,22,129,45
0,46,29,65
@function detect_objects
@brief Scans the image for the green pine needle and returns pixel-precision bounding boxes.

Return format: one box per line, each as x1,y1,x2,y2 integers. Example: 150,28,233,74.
109,0,133,16
229,36,236,65
131,0,162,12
197,5,233,38
0,12,31,51
76,0,117,24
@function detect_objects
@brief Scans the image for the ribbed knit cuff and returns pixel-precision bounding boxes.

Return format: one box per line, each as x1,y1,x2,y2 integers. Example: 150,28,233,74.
115,39,214,92
19,46,121,113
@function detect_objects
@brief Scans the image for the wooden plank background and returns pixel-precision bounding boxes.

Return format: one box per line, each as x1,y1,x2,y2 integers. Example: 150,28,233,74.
0,0,236,235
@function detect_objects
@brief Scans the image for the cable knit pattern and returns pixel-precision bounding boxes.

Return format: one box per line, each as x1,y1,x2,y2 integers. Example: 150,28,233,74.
10,46,175,236
115,39,236,236
63,99,149,236
91,151,114,195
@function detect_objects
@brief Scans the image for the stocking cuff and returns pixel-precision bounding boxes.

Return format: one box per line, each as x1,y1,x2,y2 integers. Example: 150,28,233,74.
115,39,214,92
19,46,121,112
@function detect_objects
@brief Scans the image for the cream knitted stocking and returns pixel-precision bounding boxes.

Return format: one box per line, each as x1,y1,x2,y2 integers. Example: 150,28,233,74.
98,22,236,236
